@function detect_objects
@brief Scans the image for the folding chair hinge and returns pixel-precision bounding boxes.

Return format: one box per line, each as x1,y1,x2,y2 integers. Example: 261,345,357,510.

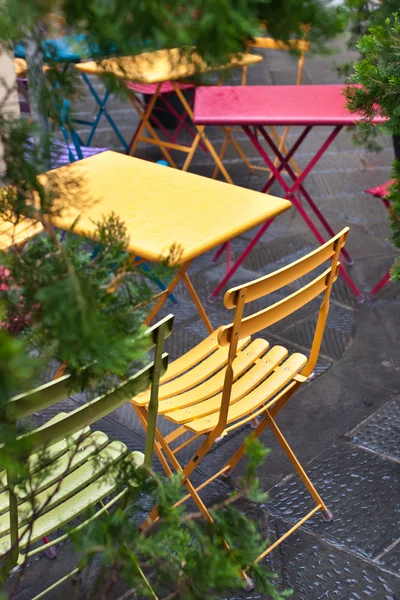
293,373,308,383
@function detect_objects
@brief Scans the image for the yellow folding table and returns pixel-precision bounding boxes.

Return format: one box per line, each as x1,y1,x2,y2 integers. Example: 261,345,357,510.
75,49,263,183
36,151,290,333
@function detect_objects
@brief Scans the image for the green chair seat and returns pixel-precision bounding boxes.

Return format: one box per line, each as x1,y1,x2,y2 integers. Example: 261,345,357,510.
0,412,144,558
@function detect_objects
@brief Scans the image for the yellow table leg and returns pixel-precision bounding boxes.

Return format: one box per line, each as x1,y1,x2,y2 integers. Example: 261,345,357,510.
143,260,213,335
171,83,233,184
129,83,177,168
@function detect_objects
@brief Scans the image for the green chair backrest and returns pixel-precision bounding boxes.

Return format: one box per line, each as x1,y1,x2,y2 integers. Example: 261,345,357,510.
4,314,173,460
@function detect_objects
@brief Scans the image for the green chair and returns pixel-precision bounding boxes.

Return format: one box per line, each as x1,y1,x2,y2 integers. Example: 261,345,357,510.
0,314,173,599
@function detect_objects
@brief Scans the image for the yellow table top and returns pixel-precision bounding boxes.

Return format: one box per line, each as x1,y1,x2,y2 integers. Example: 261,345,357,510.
39,151,290,264
75,48,263,84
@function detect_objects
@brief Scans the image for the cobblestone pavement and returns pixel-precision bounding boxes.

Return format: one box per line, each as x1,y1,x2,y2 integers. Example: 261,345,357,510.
8,34,400,599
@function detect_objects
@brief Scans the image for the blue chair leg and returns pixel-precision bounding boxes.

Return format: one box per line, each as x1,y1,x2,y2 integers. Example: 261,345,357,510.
139,261,178,305
74,73,129,152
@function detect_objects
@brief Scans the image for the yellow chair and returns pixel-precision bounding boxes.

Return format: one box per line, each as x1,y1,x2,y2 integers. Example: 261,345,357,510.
131,229,348,564
213,33,311,180
0,218,43,252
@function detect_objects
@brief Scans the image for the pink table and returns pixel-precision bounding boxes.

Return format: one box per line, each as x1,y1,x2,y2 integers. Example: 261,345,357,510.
194,84,385,302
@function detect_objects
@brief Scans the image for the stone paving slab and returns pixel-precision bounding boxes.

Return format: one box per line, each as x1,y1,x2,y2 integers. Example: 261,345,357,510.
267,441,400,562
350,395,400,462
219,496,400,600
330,303,400,393
261,516,400,600
381,542,400,575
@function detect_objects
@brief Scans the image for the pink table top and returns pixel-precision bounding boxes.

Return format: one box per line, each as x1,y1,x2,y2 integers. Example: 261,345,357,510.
193,84,385,127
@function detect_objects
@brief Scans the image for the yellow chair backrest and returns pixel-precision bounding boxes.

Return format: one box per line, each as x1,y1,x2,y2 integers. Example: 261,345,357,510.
218,228,349,398
243,30,310,86
0,218,44,251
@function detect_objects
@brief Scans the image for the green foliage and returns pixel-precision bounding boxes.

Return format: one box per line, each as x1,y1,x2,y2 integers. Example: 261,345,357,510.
242,435,270,503
336,1,398,78
343,0,398,50
345,13,400,280
0,331,35,405
384,163,400,281
0,0,346,60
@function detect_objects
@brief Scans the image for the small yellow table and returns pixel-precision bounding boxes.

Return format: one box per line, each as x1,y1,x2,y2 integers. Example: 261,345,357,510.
39,151,291,332
75,48,263,183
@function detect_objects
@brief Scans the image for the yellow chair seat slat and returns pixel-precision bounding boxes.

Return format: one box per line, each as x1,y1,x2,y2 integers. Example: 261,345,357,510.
133,337,250,405
164,344,289,424
159,330,221,383
185,352,308,434
0,449,143,558
158,339,269,416
0,436,130,539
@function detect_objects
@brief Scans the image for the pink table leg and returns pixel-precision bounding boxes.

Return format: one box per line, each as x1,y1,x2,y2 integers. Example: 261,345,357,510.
368,271,391,298
211,128,312,267
363,186,397,298
241,125,363,302
209,218,274,300
160,94,208,153
209,126,312,299
212,241,229,263
262,126,312,194
258,125,353,266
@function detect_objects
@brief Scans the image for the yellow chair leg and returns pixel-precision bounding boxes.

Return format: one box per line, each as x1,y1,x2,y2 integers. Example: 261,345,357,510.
266,410,333,522
138,412,253,591
129,82,160,155
212,131,230,179
212,127,254,180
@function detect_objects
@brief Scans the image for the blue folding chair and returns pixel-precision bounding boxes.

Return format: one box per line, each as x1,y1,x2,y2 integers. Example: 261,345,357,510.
15,35,129,151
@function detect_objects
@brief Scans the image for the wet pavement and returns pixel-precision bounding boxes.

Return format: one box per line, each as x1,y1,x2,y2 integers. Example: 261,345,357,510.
8,34,400,599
